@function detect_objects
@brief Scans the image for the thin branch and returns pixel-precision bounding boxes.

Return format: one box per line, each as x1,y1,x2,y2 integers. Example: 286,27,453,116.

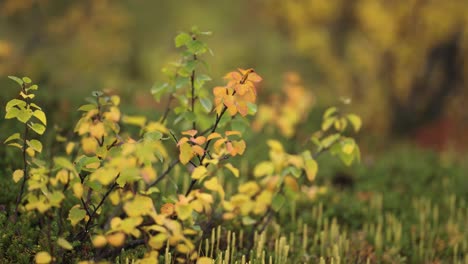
84,173,120,232
13,95,30,222
160,94,174,124
147,159,180,189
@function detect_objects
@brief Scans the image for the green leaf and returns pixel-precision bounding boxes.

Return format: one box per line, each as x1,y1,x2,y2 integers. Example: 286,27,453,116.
33,110,47,126
68,207,86,226
22,77,32,84
199,97,212,112
28,122,46,135
321,133,340,148
75,155,100,172
5,99,26,111
8,76,23,85
184,112,196,123
27,139,43,153
230,118,248,134
151,82,169,102
78,104,97,112
247,102,257,115
54,157,76,171
175,32,192,48
30,103,41,109
144,131,163,142
17,108,33,123
347,114,362,132
186,40,207,54
271,194,286,212
27,84,38,91
57,238,73,250
92,91,104,97
321,116,336,131
241,216,256,226
8,143,23,149
5,107,20,119
175,76,189,88
4,133,21,143
323,107,337,119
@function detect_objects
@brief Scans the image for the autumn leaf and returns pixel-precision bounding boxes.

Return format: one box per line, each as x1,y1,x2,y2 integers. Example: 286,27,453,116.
179,142,194,165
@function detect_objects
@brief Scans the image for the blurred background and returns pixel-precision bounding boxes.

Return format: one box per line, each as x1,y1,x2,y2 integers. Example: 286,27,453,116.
1,0,467,155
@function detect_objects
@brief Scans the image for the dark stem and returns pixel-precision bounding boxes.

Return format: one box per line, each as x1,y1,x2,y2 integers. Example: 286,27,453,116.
13,123,29,222
185,106,229,196
190,53,197,130
160,94,174,124
84,174,120,232
147,159,180,189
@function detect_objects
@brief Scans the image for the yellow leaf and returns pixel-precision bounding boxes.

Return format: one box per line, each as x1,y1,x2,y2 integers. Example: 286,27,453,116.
204,177,225,199
146,121,169,133
57,237,73,250
73,182,83,199
197,257,214,264
107,232,126,247
123,195,155,217
342,141,355,154
81,137,98,154
267,140,284,152
26,147,35,157
176,243,192,254
33,110,47,126
224,163,239,177
347,114,362,132
35,251,52,264
238,181,259,196
253,161,274,178
109,190,120,205
65,142,75,155
179,142,194,165
122,115,147,127
148,233,167,250
13,169,24,183
92,235,107,248
175,203,192,220
191,166,208,180
206,132,222,141
304,159,318,182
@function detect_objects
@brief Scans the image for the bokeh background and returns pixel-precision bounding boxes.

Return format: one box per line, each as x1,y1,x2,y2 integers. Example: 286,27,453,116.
1,0,467,155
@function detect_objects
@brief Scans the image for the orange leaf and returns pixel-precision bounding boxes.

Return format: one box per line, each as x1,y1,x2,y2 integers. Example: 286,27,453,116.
182,130,198,137
207,132,222,141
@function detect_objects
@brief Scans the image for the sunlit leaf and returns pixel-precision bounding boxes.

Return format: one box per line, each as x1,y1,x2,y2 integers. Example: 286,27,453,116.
68,206,86,226
33,110,47,125
92,235,107,248
4,133,21,144
13,169,24,183
175,32,192,47
179,142,194,165
191,166,208,180
224,163,239,177
35,251,51,264
253,161,274,178
347,114,362,132
107,232,126,247
27,139,42,153
28,122,46,135
57,238,73,250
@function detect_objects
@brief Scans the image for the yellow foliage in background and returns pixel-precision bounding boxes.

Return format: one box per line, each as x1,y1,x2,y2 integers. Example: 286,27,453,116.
265,0,468,134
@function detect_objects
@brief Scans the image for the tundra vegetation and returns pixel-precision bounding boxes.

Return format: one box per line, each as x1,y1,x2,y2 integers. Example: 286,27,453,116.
1,28,467,264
